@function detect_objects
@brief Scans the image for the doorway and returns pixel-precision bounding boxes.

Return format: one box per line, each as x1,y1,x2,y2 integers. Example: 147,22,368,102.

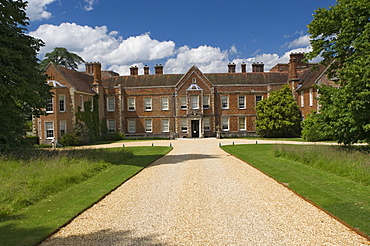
191,120,199,138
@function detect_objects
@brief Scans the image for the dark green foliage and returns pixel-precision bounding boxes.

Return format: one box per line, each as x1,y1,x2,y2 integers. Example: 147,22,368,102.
75,95,100,143
301,111,330,141
306,0,370,145
59,133,80,146
0,0,52,150
101,132,125,141
255,85,302,137
39,47,85,71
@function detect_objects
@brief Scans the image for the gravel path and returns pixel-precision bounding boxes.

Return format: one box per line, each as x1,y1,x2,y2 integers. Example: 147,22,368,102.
41,139,369,245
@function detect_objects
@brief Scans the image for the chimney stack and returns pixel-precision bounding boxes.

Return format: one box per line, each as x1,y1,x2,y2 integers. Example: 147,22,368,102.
289,54,298,79
85,62,94,74
241,62,246,73
155,64,163,74
143,65,149,75
252,62,264,72
92,62,101,84
228,63,236,73
130,66,138,76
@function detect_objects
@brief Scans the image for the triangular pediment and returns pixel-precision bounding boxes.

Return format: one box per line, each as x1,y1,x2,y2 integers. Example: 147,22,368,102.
175,66,214,93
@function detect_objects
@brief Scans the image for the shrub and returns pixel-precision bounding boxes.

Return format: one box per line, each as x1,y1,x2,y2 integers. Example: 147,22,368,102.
101,132,125,141
59,134,80,146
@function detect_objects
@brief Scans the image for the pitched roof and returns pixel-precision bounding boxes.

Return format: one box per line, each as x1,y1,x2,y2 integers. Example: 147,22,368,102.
297,64,328,91
54,64,96,94
103,72,290,88
204,73,289,85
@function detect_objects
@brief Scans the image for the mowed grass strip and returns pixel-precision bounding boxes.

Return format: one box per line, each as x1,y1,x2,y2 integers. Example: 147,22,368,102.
0,146,171,246
221,144,370,237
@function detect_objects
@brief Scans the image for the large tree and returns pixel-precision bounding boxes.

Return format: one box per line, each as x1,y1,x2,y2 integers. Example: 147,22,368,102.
255,85,302,138
0,0,52,150
39,47,85,71
306,0,370,145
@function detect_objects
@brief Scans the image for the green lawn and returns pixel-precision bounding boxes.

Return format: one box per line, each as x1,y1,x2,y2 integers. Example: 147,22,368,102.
0,146,171,246
221,144,370,238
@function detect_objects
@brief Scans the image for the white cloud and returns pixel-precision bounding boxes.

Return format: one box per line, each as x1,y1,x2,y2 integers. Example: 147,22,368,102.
83,0,97,11
26,0,57,21
286,35,311,48
29,22,315,75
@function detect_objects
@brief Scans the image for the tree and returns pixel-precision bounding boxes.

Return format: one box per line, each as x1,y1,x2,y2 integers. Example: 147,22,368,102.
306,0,370,145
255,85,302,138
0,0,52,150
39,47,85,71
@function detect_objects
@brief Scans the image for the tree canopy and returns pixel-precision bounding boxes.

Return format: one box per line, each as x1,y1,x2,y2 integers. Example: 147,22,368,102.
0,0,52,150
255,85,302,138
305,0,370,145
39,47,85,71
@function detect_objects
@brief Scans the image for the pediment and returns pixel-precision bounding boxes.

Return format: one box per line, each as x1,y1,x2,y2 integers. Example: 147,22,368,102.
175,66,213,93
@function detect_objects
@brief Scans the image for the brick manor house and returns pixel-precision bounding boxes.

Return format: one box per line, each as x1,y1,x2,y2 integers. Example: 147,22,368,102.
34,53,334,144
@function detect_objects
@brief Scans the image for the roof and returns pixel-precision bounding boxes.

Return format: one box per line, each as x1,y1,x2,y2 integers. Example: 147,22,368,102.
54,64,96,94
297,64,327,91
103,72,290,88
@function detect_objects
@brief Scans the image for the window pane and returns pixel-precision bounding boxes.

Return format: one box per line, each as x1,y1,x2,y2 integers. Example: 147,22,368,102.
161,97,169,110
107,119,116,132
180,96,187,109
222,117,229,130
162,119,169,132
191,95,199,109
239,117,246,130
128,98,135,111
107,97,115,111
203,117,210,131
59,95,65,112
203,95,210,109
221,96,228,109
255,95,262,105
45,122,54,138
46,98,53,112
238,96,245,109
145,119,152,132
80,95,84,111
181,118,187,131
128,120,136,133
60,121,66,136
145,97,152,111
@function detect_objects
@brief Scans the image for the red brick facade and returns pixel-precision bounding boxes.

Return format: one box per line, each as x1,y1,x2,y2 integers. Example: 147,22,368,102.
35,53,332,143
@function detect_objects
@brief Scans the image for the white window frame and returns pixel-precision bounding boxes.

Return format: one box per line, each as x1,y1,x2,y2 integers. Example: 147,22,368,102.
46,98,53,113
222,117,229,131
60,120,66,137
107,97,115,112
145,119,152,132
45,121,54,139
300,91,304,108
203,117,210,131
128,119,136,133
59,94,66,112
107,119,116,133
80,95,84,111
128,97,135,111
161,97,169,110
238,95,246,109
221,95,229,109
191,95,199,109
309,88,313,107
203,95,210,109
162,119,169,132
180,96,187,110
255,95,263,106
144,97,152,111
239,117,246,131
180,118,187,132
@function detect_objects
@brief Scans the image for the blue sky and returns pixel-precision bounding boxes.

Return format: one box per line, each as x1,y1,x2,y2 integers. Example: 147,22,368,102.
26,0,336,75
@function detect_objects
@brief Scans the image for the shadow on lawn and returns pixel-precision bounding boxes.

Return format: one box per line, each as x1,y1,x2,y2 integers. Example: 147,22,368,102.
0,222,52,246
40,229,168,246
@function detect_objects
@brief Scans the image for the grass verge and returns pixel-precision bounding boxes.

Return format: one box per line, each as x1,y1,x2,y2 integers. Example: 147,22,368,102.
221,144,370,237
0,146,171,246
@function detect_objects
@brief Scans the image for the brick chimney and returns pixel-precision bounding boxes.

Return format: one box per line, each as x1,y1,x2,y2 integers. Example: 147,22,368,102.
289,54,298,80
143,65,149,75
155,64,163,74
85,62,93,74
130,66,138,76
228,63,236,73
241,62,246,73
252,62,264,72
92,62,101,84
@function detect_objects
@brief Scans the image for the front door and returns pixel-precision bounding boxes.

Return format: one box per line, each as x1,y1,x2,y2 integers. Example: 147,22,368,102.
191,120,199,138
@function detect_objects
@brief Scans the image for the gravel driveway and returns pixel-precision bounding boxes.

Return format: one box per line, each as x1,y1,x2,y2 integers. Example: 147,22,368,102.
41,139,369,245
